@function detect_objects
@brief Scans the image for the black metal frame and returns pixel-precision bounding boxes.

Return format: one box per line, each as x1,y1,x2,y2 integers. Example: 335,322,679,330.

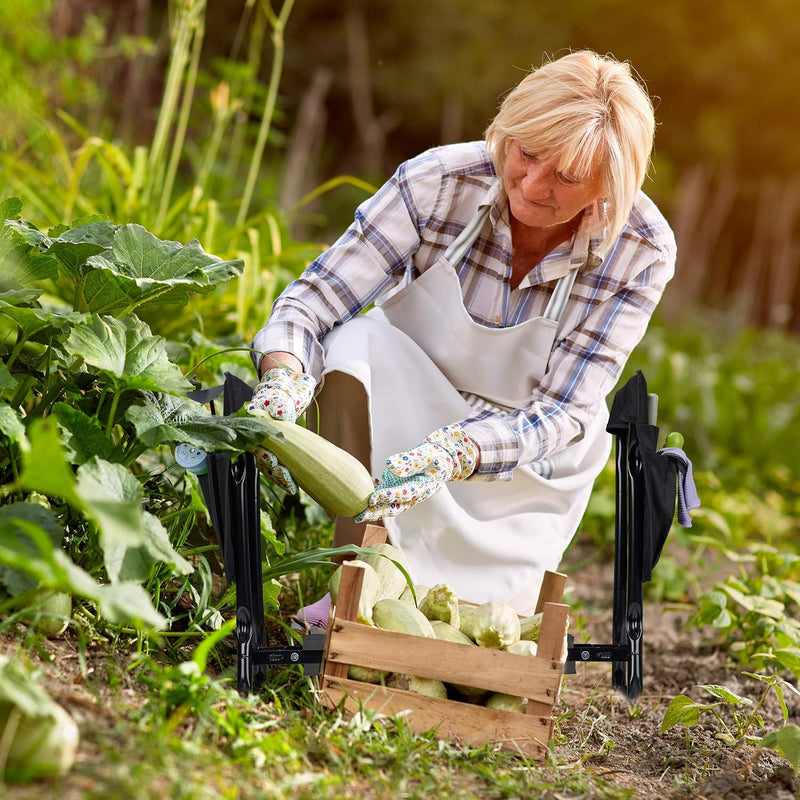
564,371,679,699
564,420,648,698
182,374,324,694
185,371,679,698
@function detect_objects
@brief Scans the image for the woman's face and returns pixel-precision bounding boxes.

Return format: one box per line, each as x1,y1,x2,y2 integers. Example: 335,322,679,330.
503,141,604,232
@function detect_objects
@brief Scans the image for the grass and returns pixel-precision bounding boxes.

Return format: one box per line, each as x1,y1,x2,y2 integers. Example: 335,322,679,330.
1,624,636,800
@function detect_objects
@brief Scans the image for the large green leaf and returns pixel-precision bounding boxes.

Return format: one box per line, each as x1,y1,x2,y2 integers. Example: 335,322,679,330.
5,217,242,315
0,517,165,629
0,302,86,341
64,315,193,395
0,654,62,719
75,458,193,583
0,360,18,393
0,502,64,596
0,198,23,221
0,402,27,448
125,394,278,451
761,725,800,772
18,421,192,586
2,218,57,289
82,224,242,314
51,402,115,464
2,204,59,291
18,418,82,509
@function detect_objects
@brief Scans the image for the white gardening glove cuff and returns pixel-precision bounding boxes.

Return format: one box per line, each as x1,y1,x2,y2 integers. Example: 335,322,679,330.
246,368,316,423
354,424,479,522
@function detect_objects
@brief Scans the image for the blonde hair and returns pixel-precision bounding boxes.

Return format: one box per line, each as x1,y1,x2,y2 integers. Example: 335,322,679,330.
485,50,655,250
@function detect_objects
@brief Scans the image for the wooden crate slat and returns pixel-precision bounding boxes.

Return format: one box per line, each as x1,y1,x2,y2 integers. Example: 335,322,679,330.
321,678,551,759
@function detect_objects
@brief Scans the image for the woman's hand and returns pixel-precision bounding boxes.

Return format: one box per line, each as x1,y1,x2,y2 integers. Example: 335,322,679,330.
247,367,316,493
355,423,479,522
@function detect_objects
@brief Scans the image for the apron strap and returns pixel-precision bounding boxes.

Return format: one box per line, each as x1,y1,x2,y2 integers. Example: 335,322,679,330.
444,203,578,325
543,266,579,322
444,205,491,266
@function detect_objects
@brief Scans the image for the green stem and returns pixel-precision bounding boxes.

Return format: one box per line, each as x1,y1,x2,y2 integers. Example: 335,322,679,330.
155,3,206,232
195,106,232,203
739,684,772,740
235,0,295,227
104,387,123,438
711,707,734,739
4,334,27,373
222,3,264,197
184,346,260,379
144,0,206,212
178,544,220,557
72,274,88,312
10,375,35,411
118,438,147,467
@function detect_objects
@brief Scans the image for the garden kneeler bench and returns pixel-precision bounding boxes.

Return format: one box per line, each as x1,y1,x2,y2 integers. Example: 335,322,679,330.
179,370,693,699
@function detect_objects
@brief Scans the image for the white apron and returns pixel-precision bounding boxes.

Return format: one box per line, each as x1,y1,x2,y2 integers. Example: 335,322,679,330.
320,206,611,614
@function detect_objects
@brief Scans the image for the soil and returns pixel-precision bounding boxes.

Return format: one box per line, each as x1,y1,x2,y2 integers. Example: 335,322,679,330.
2,543,799,800
554,545,800,799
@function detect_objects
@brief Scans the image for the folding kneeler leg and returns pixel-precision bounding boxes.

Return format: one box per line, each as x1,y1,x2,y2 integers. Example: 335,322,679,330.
566,370,682,699
177,373,325,693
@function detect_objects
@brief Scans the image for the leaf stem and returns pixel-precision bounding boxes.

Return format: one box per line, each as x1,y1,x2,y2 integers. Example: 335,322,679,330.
235,0,295,226
104,387,123,438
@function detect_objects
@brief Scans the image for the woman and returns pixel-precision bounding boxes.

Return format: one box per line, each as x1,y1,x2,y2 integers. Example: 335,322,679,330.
248,50,677,626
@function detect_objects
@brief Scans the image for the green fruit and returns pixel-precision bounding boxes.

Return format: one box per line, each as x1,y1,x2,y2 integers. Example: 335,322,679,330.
255,417,374,516
27,591,72,638
665,431,685,449
0,701,79,781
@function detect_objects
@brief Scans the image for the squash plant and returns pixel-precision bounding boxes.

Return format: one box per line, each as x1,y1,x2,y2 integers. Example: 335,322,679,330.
0,196,279,630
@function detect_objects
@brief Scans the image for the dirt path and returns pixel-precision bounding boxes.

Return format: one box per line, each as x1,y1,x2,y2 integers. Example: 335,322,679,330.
556,550,800,799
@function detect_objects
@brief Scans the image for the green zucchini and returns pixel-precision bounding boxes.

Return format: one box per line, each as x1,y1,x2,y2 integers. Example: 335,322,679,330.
485,692,527,714
387,673,448,699
518,612,543,642
256,418,374,516
348,664,387,684
372,599,436,638
329,561,381,626
430,620,474,646
355,543,410,600
506,640,538,656
419,584,460,628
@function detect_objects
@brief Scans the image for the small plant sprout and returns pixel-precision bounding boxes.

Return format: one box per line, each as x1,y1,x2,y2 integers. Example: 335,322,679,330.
662,672,800,749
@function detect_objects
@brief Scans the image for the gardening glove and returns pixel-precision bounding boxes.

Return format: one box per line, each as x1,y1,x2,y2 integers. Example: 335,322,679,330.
355,423,478,522
247,368,316,493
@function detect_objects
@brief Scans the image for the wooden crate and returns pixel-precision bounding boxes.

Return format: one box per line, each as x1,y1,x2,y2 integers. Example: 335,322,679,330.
317,526,569,758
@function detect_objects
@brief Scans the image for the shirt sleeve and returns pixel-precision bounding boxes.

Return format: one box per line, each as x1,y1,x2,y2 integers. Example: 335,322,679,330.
462,236,677,478
250,152,445,378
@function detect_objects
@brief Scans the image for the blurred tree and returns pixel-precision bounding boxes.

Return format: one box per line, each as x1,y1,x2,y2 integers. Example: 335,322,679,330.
4,0,799,329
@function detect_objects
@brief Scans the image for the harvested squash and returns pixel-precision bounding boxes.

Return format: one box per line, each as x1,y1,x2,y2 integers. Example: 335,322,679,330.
254,417,374,517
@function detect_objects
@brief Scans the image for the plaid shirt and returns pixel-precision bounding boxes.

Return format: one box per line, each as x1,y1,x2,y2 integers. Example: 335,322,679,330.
252,142,677,477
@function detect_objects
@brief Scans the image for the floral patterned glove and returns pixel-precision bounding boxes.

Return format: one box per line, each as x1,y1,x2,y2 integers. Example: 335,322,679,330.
246,368,316,424
355,423,478,522
247,368,316,493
